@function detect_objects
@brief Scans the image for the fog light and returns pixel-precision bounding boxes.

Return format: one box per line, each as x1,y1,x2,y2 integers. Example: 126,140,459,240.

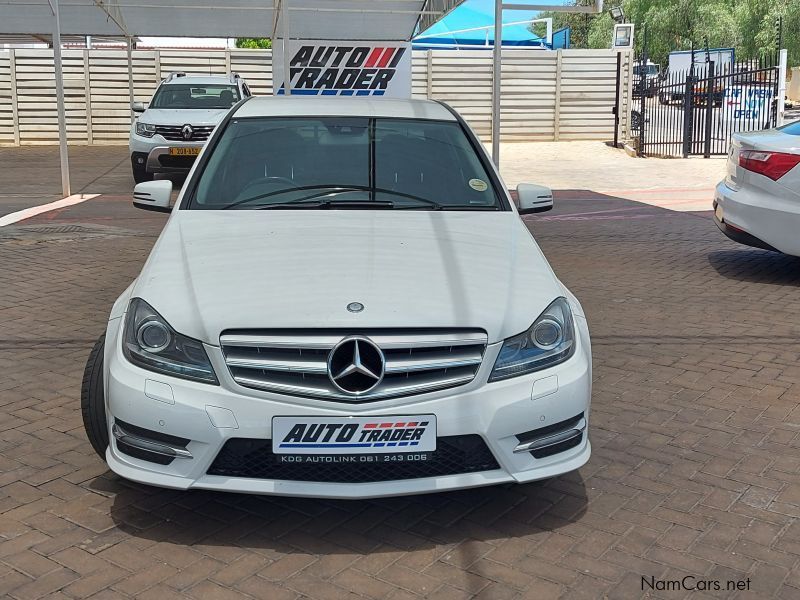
137,157,145,164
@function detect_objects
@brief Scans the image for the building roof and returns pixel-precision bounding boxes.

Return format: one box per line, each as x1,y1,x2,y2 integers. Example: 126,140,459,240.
1,0,467,42
233,96,457,121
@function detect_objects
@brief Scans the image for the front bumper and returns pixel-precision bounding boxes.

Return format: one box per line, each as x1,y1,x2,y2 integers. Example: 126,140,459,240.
129,134,203,174
714,180,799,256
103,317,592,499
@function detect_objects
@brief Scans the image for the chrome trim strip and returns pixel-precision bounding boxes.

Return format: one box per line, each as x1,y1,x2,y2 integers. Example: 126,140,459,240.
232,371,477,402
384,351,483,373
225,354,328,373
224,350,483,375
112,423,193,459
513,418,587,454
220,331,488,350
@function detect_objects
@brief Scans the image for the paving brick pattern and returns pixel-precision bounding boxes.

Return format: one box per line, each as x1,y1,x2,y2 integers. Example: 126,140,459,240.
2,187,800,599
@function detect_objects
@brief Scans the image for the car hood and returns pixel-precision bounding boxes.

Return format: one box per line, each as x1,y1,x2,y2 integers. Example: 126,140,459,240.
138,108,229,126
132,211,564,345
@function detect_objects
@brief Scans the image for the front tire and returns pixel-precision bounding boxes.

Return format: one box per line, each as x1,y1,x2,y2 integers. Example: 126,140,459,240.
81,335,109,460
132,163,153,184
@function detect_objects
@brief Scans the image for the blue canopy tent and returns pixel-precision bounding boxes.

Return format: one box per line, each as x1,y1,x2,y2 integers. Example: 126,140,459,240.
413,26,570,49
413,0,570,50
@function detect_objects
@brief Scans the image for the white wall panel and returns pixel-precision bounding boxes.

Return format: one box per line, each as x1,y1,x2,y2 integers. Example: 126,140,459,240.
0,48,633,145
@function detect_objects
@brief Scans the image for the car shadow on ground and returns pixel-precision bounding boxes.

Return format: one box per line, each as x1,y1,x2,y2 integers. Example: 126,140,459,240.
98,470,588,555
707,249,800,285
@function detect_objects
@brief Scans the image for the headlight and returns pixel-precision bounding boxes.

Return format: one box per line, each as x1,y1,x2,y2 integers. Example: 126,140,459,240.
122,298,218,384
489,297,576,382
135,122,156,137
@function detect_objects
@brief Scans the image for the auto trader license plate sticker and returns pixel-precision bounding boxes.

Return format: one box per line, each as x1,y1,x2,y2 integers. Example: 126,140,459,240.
272,415,437,455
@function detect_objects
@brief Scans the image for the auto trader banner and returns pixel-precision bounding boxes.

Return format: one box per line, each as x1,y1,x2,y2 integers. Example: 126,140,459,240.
273,40,412,98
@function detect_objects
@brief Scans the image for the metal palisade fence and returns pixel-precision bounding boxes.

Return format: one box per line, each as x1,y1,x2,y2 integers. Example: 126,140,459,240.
634,52,782,158
0,48,635,146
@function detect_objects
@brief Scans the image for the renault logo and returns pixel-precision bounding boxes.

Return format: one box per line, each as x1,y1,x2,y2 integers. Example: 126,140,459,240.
181,124,194,140
328,336,385,395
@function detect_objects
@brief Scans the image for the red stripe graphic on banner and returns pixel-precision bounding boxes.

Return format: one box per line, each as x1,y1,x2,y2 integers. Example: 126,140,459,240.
377,48,395,68
365,48,384,68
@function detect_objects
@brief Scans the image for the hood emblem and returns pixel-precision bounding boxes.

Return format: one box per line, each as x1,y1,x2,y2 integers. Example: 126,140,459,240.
346,302,364,313
181,124,194,140
327,336,385,395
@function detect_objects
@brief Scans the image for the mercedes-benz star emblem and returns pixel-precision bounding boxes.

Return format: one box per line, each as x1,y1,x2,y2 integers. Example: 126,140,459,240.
328,336,385,395
347,302,364,313
181,124,193,140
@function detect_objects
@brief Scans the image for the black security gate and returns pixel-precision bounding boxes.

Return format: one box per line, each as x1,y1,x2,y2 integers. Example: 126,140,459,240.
634,52,780,158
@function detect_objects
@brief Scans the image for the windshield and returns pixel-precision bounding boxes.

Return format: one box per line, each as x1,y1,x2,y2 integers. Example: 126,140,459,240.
634,65,659,76
150,83,240,109
189,117,504,211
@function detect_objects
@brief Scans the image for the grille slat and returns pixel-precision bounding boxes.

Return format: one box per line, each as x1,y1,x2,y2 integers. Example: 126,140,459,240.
384,349,483,373
225,352,328,374
221,329,487,402
155,125,215,141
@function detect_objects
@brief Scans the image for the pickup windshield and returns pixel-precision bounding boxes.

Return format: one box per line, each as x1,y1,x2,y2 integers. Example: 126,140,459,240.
189,117,504,210
150,84,240,109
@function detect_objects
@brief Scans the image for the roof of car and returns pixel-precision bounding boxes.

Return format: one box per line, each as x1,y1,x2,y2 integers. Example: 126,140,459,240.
163,75,238,86
232,97,457,121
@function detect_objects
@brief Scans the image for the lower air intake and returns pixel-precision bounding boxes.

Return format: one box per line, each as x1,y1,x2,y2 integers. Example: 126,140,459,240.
207,435,500,483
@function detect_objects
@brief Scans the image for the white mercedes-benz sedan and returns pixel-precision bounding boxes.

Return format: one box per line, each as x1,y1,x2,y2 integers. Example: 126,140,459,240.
82,97,592,499
714,120,800,256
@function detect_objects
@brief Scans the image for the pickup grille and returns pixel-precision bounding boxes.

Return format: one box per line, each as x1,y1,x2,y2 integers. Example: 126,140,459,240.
155,125,214,141
220,329,488,402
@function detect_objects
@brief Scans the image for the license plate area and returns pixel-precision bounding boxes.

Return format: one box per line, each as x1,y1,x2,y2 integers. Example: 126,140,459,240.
273,452,433,464
168,147,201,156
272,415,437,455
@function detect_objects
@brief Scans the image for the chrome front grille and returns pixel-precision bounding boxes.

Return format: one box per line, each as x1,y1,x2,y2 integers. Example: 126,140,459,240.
220,330,488,402
155,125,214,141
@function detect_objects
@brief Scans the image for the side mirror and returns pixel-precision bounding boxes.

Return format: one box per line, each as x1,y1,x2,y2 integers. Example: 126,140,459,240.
517,183,553,215
133,180,173,213
131,101,147,113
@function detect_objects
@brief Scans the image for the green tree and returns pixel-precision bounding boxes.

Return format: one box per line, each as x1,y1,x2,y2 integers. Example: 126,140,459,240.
531,0,799,67
530,0,599,48
236,38,272,49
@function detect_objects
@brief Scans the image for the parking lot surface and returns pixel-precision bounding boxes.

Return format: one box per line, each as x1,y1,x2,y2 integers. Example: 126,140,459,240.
2,147,800,599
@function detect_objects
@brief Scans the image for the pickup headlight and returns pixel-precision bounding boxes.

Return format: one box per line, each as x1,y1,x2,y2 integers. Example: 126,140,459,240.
122,298,218,384
135,122,156,137
489,297,576,382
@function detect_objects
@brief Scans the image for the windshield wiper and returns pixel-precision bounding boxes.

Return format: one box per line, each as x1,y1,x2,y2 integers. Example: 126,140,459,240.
258,199,395,210
223,184,442,210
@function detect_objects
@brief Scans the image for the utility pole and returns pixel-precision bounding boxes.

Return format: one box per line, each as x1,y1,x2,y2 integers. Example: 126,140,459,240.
49,0,70,197
491,0,502,165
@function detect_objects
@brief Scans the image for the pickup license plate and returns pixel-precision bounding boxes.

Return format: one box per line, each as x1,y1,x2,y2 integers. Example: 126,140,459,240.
168,147,201,156
272,415,436,455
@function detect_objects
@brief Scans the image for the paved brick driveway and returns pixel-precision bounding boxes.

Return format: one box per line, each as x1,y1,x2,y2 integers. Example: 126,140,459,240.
2,161,800,598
